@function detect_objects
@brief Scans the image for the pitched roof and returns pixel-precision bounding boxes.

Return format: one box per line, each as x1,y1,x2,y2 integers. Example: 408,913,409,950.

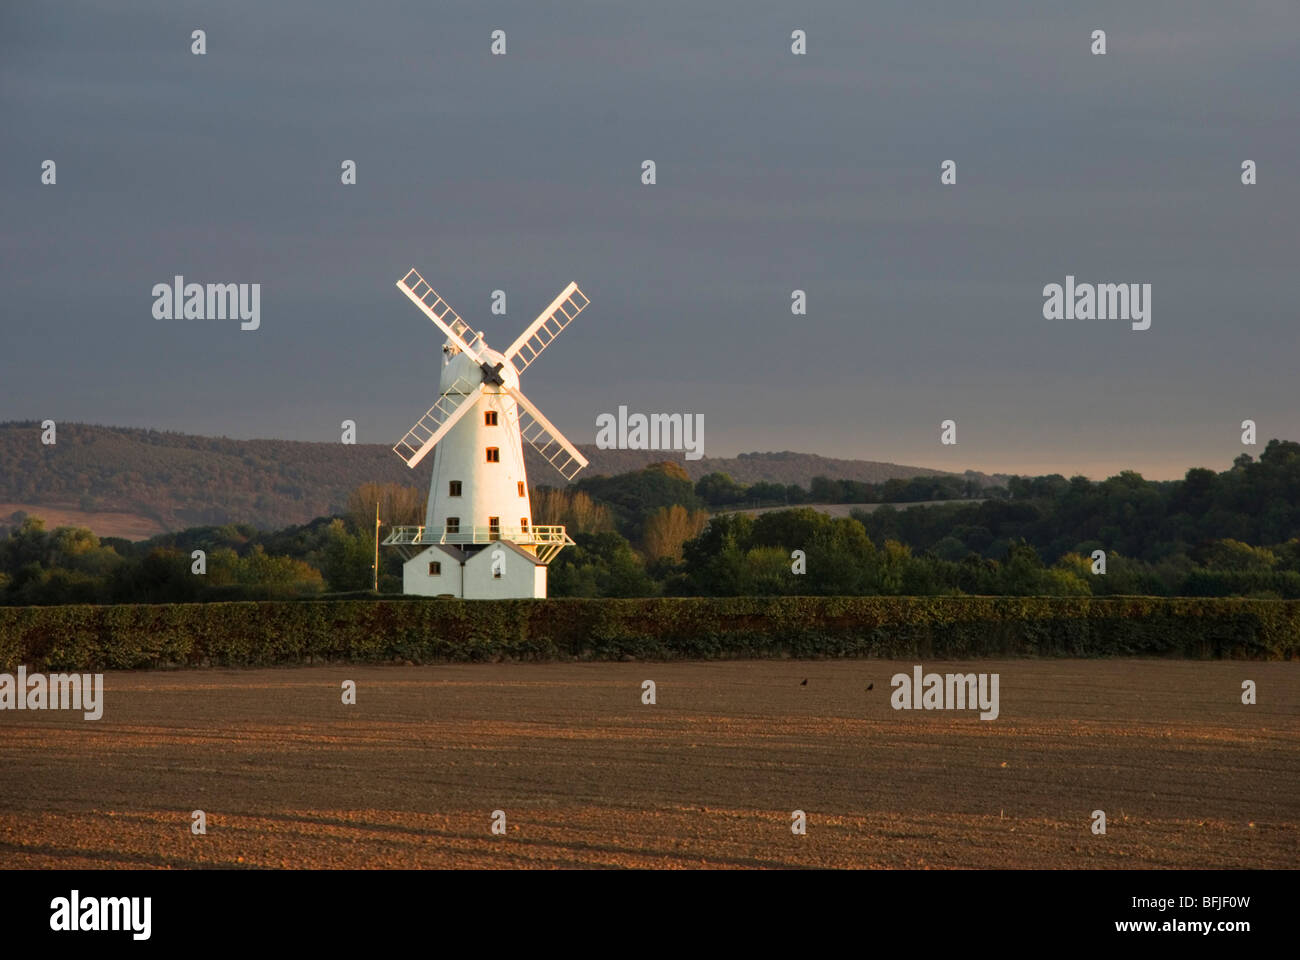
416,544,471,565
464,540,547,567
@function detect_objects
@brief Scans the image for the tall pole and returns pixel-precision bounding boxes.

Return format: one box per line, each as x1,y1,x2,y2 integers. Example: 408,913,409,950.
373,500,380,592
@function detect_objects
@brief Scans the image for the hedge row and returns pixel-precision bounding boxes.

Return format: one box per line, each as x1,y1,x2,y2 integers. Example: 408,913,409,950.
0,596,1297,670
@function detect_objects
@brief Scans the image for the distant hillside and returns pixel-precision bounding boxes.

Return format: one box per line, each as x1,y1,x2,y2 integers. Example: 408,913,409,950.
0,421,1001,536
576,448,1005,489
726,499,988,520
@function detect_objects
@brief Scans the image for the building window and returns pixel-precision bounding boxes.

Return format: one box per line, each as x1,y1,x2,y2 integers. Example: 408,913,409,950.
517,481,525,497
428,561,441,576
449,480,462,496
488,517,500,540
445,517,460,534
486,447,500,462
520,518,528,533
493,567,503,580
484,411,498,426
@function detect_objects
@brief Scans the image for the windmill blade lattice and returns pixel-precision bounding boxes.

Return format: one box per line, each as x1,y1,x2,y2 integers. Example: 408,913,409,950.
397,268,484,360
392,377,483,468
504,282,590,375
505,384,589,480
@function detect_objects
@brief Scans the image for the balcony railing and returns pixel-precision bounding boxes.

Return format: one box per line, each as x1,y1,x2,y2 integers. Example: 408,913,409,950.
381,524,573,564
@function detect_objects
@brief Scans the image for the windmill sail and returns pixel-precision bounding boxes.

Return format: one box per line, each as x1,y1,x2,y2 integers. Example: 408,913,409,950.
397,268,484,361
505,385,589,480
393,377,483,468
504,282,589,374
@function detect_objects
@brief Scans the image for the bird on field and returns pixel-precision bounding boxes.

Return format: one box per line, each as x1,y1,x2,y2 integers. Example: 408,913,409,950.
866,683,873,691
800,679,808,686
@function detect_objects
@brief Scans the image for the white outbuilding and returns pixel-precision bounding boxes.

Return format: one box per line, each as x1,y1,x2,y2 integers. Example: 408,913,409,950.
402,541,547,599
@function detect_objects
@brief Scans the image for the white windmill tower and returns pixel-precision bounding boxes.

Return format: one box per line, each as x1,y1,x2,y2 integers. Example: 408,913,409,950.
381,268,592,598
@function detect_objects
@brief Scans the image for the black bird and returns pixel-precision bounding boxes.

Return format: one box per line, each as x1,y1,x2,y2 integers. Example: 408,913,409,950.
800,679,808,686
866,683,874,691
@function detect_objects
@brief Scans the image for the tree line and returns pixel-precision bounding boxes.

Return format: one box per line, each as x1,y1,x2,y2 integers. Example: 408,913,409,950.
2,440,1297,603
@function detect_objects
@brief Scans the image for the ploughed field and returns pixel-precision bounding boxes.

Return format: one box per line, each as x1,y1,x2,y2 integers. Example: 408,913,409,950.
1,660,1296,869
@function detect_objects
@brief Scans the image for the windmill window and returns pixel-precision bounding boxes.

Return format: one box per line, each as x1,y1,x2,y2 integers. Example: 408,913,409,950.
489,517,500,540
517,481,525,497
486,447,500,463
484,411,498,426
449,481,462,496
520,518,528,533
428,561,441,576
445,517,460,534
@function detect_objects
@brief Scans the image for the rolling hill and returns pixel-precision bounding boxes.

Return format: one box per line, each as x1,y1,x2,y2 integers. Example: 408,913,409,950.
0,421,1002,537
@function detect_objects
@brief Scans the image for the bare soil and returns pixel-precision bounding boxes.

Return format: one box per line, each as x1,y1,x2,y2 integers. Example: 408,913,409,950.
1,660,1296,869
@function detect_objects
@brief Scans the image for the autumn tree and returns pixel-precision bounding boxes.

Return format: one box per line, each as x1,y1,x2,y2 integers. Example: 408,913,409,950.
531,488,615,534
641,504,710,562
346,482,426,539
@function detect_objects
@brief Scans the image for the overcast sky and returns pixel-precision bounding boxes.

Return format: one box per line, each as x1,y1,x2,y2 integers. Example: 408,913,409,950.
2,1,1297,481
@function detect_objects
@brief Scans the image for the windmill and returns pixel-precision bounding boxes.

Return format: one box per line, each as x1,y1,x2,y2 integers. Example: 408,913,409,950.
381,268,592,598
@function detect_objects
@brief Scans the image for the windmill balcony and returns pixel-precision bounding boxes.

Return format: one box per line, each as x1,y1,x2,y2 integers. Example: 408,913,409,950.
381,524,574,564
